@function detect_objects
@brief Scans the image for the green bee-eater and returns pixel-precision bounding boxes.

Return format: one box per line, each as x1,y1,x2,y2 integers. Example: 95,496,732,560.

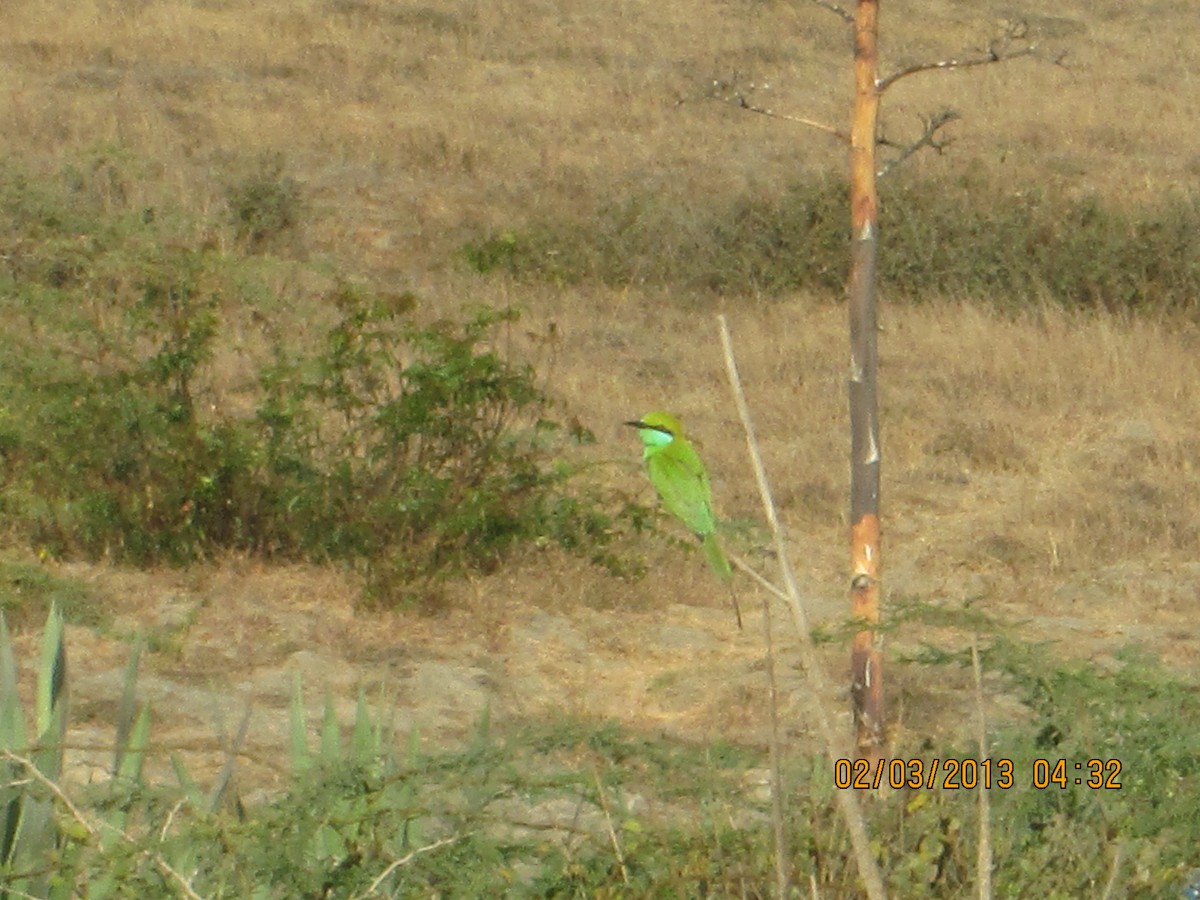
625,411,742,628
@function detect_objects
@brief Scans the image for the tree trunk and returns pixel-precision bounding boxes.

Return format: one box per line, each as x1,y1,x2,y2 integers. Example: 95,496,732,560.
847,0,886,760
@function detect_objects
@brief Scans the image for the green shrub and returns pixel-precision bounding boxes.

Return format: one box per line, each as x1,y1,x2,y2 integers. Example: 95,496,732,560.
224,153,304,253
0,237,255,565
0,157,644,604
882,176,1200,312
458,179,850,295
460,229,521,274
257,284,646,605
464,174,1200,312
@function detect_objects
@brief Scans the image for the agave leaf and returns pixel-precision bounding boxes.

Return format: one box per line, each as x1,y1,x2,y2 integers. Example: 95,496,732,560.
29,696,68,809
289,672,311,775
0,614,27,751
112,636,143,777
384,725,424,853
395,770,421,852
26,610,69,888
376,678,397,767
34,605,66,746
12,791,57,896
404,725,420,769
1,609,68,897
350,686,373,762
0,614,25,871
100,705,151,856
170,752,205,810
318,692,340,764
208,703,251,813
469,700,491,757
0,786,20,872
114,703,151,786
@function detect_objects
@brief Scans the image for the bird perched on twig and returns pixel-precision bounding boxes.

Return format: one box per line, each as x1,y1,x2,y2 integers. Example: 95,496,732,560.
625,411,742,629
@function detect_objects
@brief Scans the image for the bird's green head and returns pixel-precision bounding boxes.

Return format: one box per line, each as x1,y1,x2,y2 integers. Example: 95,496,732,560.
624,410,684,448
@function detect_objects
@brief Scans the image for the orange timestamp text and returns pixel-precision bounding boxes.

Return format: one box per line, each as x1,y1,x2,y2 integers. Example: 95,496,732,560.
833,757,1123,791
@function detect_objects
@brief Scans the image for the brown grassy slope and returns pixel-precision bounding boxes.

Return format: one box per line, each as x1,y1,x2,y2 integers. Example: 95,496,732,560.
3,0,1195,277
2,0,1199,756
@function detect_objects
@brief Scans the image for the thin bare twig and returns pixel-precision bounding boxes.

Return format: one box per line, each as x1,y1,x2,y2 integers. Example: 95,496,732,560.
810,0,853,24
708,78,848,143
878,27,1052,93
2,750,206,900
591,766,631,885
1100,842,1124,900
2,749,96,838
728,551,790,604
877,108,961,178
761,589,790,897
353,836,465,898
728,583,744,630
718,316,887,900
736,99,848,142
160,798,188,843
970,638,993,900
718,328,811,635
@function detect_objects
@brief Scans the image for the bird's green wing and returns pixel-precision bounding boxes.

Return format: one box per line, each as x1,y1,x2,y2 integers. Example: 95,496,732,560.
646,440,717,536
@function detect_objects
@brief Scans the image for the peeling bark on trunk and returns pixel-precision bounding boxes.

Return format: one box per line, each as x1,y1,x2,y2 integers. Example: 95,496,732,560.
848,0,886,760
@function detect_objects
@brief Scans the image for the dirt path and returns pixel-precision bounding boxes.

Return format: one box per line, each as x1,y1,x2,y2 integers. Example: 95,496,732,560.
13,537,1196,802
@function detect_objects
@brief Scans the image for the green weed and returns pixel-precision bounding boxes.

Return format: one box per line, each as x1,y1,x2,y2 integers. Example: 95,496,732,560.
0,156,646,606
1,613,1197,896
464,173,1200,312
224,152,304,254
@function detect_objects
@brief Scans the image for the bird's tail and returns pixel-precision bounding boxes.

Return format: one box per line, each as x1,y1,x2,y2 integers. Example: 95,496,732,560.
702,532,742,629
702,531,733,584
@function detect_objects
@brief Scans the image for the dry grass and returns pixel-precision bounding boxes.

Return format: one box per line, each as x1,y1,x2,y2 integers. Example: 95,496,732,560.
5,0,1194,275
3,0,1200,758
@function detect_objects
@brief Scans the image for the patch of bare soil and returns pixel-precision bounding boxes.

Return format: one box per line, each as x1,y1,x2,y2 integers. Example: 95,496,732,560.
13,518,1197,804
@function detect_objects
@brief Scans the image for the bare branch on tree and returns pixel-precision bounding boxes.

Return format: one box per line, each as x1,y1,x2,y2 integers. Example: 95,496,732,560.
734,96,847,141
709,78,847,142
810,0,854,24
878,21,1063,93
877,108,961,178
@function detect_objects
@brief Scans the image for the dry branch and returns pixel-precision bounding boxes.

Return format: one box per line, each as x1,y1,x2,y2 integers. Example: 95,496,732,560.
735,99,847,142
352,836,466,899
761,587,790,898
877,108,961,178
877,23,1057,93
810,0,854,24
717,18,1061,178
719,315,887,900
709,79,847,142
2,750,206,900
592,766,631,886
971,639,993,900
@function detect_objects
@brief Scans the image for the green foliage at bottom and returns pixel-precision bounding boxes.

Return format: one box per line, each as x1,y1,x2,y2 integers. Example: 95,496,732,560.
3,612,1199,897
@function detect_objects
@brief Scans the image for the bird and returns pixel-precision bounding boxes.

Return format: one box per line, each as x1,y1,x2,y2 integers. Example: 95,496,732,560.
625,411,742,628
